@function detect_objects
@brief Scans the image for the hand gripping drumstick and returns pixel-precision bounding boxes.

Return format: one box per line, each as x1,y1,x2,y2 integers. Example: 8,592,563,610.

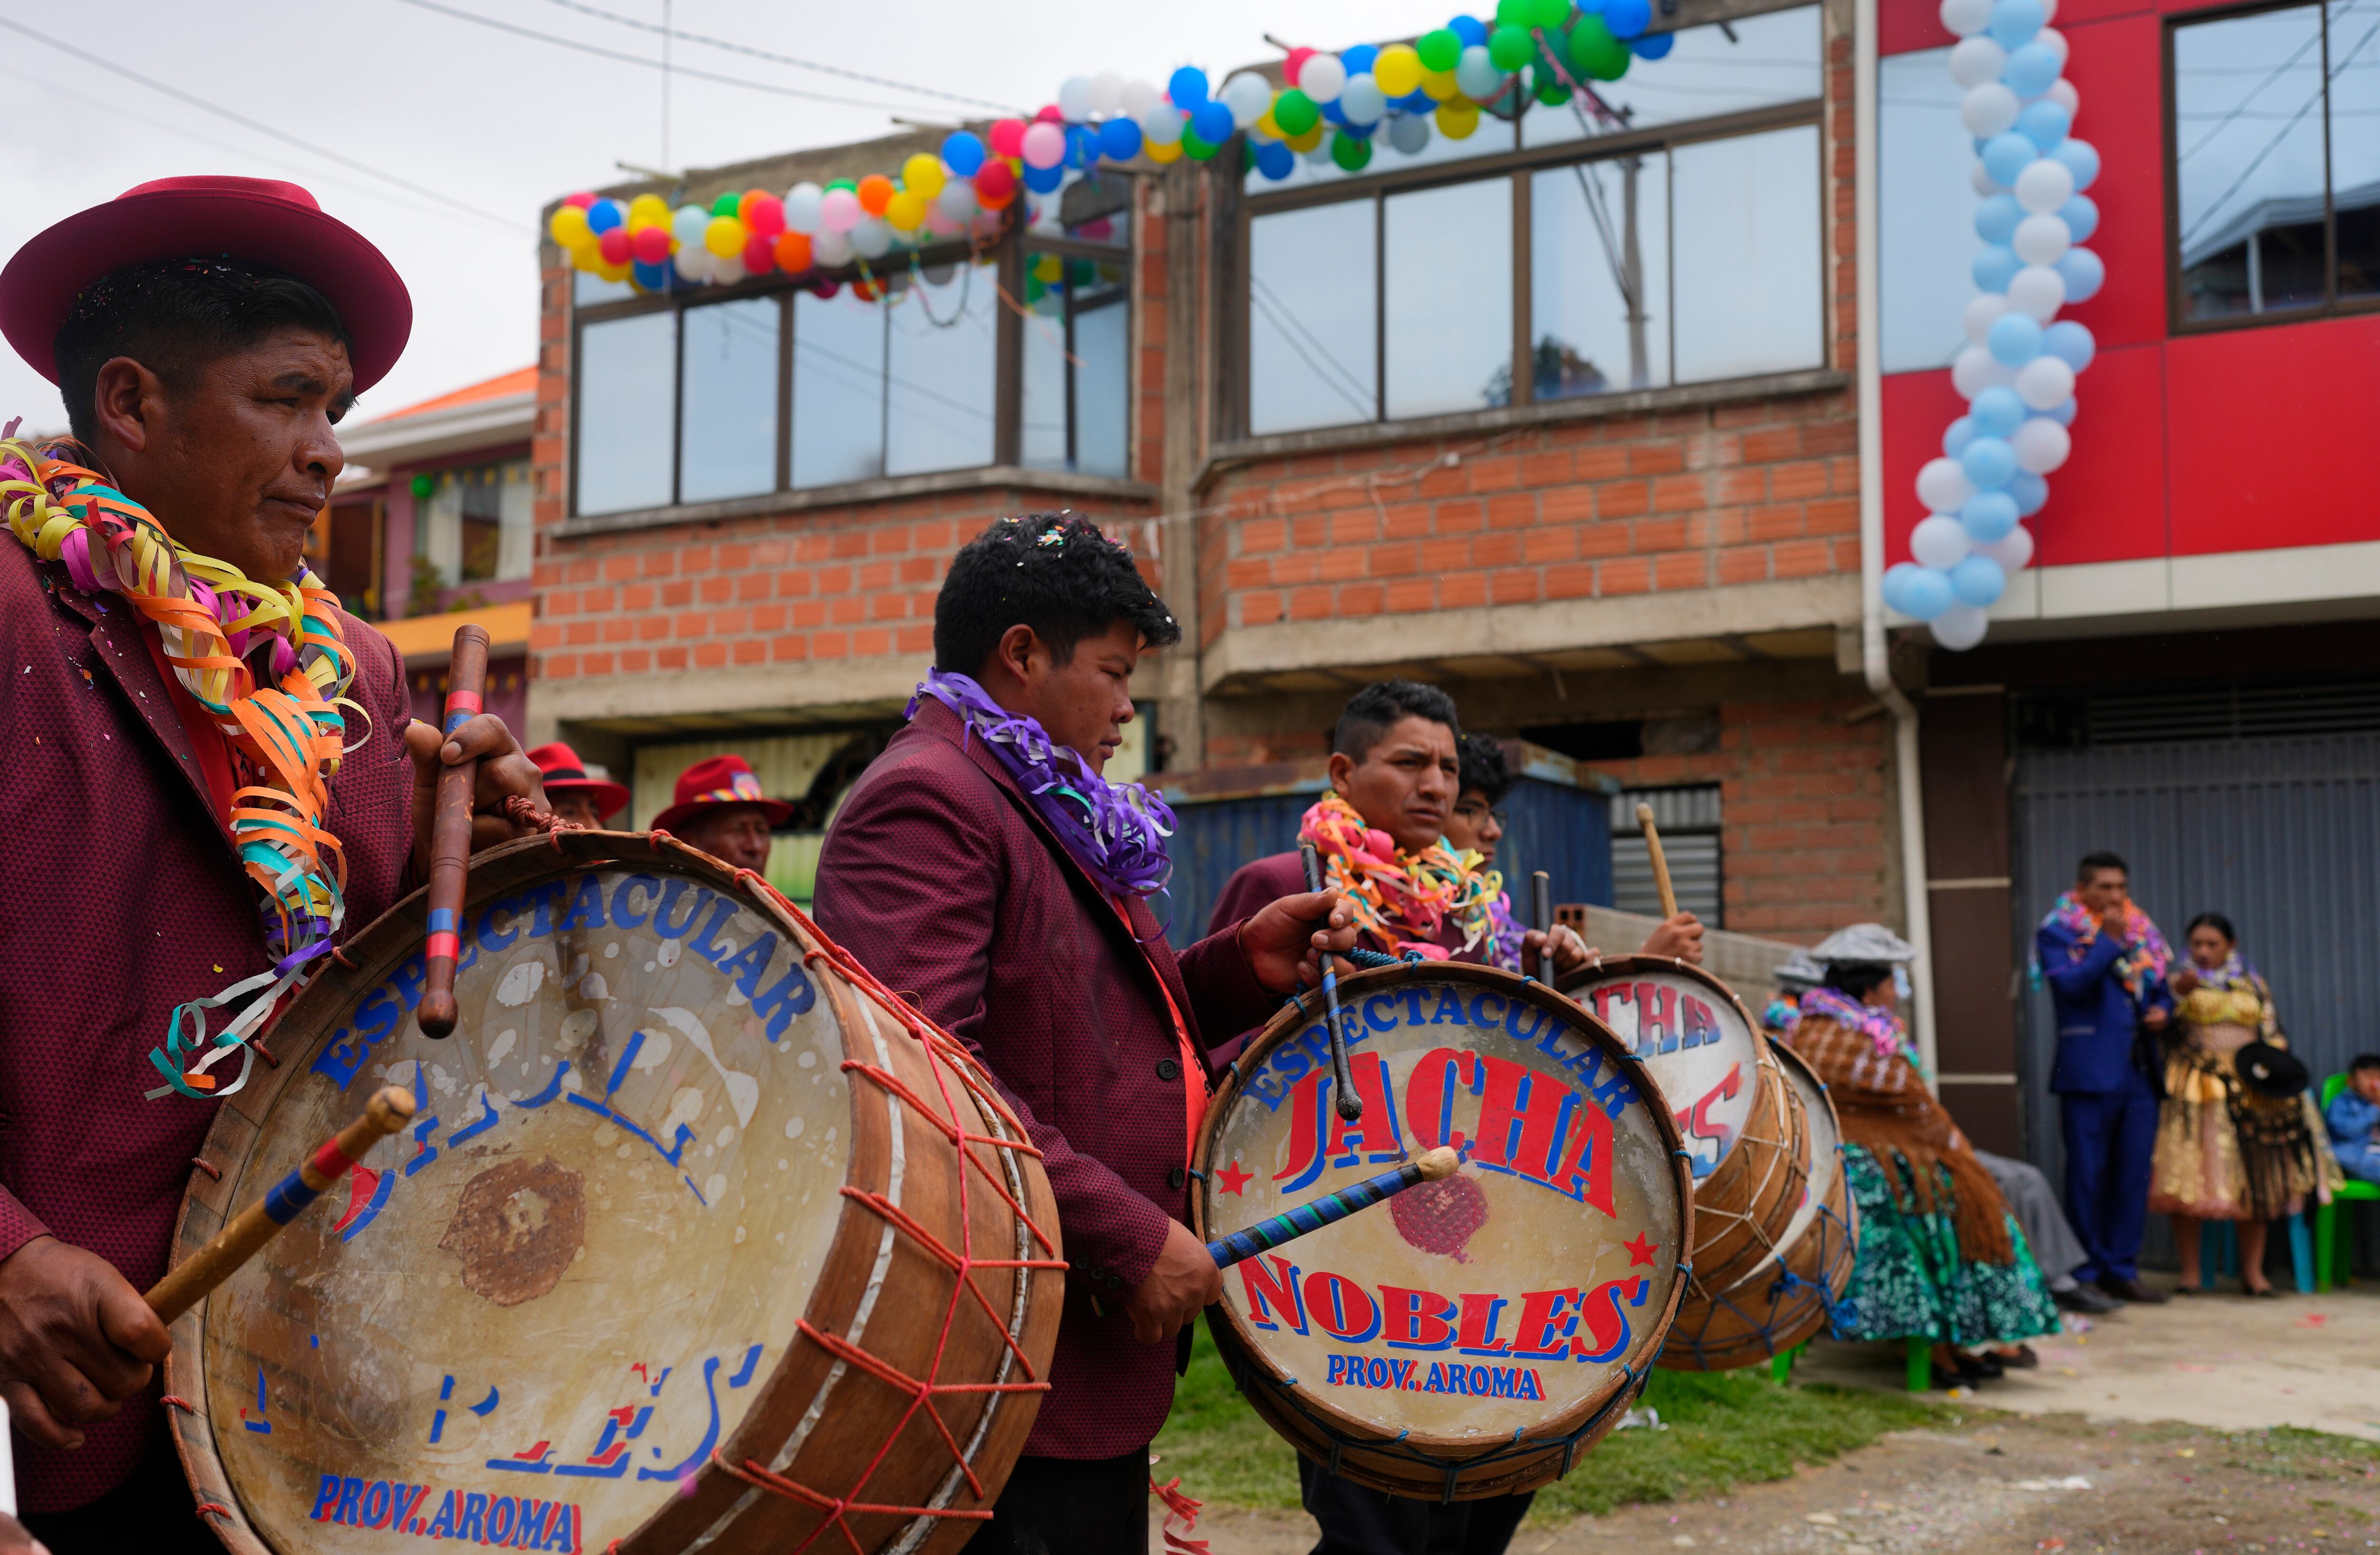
1207,1146,1461,1268
1532,870,1556,984
1299,841,1362,1122
1635,802,1681,923
419,624,491,1040
146,1087,416,1323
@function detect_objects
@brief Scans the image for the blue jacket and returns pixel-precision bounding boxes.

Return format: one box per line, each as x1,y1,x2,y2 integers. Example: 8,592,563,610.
2037,916,2172,1094
2326,1088,2380,1149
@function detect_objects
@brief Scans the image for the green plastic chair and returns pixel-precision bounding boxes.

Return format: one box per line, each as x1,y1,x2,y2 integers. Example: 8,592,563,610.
2317,1074,2380,1292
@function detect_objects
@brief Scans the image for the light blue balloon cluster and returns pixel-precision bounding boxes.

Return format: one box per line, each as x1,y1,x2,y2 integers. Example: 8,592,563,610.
1883,0,2104,651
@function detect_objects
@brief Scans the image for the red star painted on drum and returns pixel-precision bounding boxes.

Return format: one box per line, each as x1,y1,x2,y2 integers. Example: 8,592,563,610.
1217,1159,1253,1197
1624,1233,1658,1268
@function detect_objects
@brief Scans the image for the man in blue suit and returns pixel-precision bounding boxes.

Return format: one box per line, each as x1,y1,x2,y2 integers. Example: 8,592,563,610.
2036,851,2174,1305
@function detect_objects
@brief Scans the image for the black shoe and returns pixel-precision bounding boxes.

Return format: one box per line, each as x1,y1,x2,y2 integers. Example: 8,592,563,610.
2055,1283,2122,1314
1950,1348,2005,1381
2099,1275,2171,1305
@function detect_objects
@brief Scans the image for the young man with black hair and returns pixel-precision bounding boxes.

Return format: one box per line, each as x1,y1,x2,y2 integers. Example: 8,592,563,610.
0,179,543,1547
812,513,1357,1555
1441,732,1512,868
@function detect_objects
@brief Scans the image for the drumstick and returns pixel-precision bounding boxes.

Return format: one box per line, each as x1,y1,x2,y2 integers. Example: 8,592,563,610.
1532,870,1555,984
1636,802,1680,922
1207,1146,1460,1268
1300,841,1362,1123
419,624,490,1040
145,1087,416,1324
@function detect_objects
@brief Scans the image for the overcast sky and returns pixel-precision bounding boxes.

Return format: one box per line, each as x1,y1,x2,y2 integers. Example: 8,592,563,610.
0,0,1405,431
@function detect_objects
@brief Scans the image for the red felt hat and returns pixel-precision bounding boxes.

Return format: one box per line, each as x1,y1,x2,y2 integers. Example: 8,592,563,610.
651,754,794,835
0,177,413,392
527,742,630,822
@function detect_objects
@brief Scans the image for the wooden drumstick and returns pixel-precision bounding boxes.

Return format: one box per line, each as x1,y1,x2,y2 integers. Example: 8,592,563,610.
1207,1146,1460,1268
1300,841,1362,1122
1532,869,1555,984
419,624,490,1040
1636,801,1680,922
146,1087,415,1324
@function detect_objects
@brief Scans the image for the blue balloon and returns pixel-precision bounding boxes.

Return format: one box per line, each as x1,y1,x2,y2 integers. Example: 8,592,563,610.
1606,0,1652,38
1900,565,1957,621
1973,244,2021,293
1951,555,2008,607
1339,118,1376,139
2042,319,2096,371
2058,194,2100,243
1169,67,1210,106
1961,435,2019,490
1971,385,2026,437
1065,124,1099,168
1450,14,1489,46
1191,100,1236,145
2016,98,2071,150
2042,397,2078,427
2002,41,2062,97
631,258,670,292
1974,193,2023,246
1255,139,1295,180
1099,117,1143,161
1988,311,2044,366
1022,160,1065,193
1632,30,1675,57
1343,44,1379,75
2050,136,2100,190
1961,490,2021,543
941,130,987,177
1982,132,2037,188
2054,245,2105,302
2008,469,2049,515
1943,416,1979,457
585,198,625,235
1988,0,2044,47
1322,98,1348,126
1400,89,1436,112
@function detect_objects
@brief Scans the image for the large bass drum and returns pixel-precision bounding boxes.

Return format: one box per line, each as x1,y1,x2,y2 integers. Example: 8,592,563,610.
1193,962,1691,1501
166,832,1062,1555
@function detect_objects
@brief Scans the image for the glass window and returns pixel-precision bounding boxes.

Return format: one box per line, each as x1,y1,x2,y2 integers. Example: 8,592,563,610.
1532,151,1671,396
418,461,532,588
886,266,998,476
1022,252,1132,477
1250,199,1379,433
1671,124,1824,383
1073,297,1131,477
791,288,886,488
1523,5,1823,146
1876,47,1981,373
574,269,634,307
576,311,675,515
679,297,780,504
2340,0,2380,301
1385,179,1512,418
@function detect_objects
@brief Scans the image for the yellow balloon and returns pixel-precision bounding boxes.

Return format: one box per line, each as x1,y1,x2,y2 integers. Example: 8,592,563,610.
1147,137,1183,163
1031,252,1062,282
597,258,634,283
1374,43,1423,97
1435,99,1481,139
704,215,746,258
627,192,671,230
1288,123,1326,152
548,204,591,248
1257,106,1283,139
902,154,946,199
885,189,928,231
567,238,602,272
1422,68,1461,101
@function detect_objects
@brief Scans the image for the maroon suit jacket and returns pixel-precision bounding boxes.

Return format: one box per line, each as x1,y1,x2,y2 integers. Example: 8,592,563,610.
0,540,417,1510
812,698,1277,1458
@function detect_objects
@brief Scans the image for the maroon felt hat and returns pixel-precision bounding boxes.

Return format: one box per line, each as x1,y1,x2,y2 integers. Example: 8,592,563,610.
652,754,794,835
0,176,413,391
527,742,630,822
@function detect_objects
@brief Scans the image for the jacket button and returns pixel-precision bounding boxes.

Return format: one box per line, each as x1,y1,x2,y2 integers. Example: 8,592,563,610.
1108,1274,1125,1290
1156,1057,1180,1081
1169,1165,1187,1191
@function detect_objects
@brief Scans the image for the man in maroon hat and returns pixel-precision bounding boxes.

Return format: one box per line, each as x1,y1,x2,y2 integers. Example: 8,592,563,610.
0,178,544,1550
527,740,630,829
653,753,791,875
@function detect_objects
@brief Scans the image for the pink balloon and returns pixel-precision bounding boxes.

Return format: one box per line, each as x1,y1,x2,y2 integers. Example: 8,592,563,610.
1021,121,1067,169
819,188,862,233
744,194,785,239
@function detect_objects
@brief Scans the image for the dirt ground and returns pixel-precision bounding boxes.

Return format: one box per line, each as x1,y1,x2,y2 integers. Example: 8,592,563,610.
1159,1414,2380,1555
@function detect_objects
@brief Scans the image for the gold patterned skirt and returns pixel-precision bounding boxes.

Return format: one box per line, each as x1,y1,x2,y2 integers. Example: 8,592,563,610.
2149,1025,2324,1220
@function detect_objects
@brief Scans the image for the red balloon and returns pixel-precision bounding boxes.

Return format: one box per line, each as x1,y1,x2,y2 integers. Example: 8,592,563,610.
988,118,1026,158
1285,47,1315,84
1033,103,1063,122
812,279,840,299
743,232,774,274
973,160,1017,208
564,190,596,209
745,194,786,239
630,225,671,265
596,227,631,265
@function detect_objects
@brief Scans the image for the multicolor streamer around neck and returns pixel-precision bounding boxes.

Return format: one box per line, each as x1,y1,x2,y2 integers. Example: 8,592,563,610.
0,435,360,1100
1798,985,1910,1060
910,668,1173,899
1299,792,1501,962
2046,891,2172,1003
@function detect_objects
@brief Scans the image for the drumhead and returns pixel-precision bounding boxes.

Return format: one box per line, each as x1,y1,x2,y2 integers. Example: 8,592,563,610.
1557,958,1764,1183
1195,963,1691,1499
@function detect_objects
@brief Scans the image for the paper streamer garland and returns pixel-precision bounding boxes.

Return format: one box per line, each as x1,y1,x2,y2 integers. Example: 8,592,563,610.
1882,0,2103,652
548,1,1681,296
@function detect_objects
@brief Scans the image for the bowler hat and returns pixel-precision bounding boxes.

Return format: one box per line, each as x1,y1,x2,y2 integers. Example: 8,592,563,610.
2235,1041,2309,1099
651,754,794,835
527,742,630,822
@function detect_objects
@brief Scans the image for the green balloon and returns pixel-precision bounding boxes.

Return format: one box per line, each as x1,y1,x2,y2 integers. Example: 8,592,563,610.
1488,22,1535,69
1274,87,1320,136
1182,125,1218,161
1417,28,1463,72
1528,0,1573,26
1568,14,1632,79
826,178,857,194
409,472,436,500
1330,129,1373,171
710,191,741,217
1494,0,1532,23
1533,69,1573,105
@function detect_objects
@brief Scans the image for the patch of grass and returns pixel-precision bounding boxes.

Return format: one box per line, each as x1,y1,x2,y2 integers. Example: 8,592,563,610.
1149,1323,1961,1520
2218,1426,2380,1483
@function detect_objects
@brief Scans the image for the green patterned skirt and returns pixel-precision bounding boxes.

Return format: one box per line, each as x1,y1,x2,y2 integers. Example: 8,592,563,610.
1837,1144,2061,1347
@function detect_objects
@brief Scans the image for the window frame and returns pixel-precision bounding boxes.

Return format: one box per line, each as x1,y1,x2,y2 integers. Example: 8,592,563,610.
1229,94,1825,440
2162,0,2380,337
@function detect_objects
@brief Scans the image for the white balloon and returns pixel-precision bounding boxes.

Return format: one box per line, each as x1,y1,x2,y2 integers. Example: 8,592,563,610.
1964,292,2014,346
1120,78,1158,117
1917,456,1977,513
2008,263,2067,320
810,227,853,267
1089,72,1124,118
1340,72,1387,125
2015,156,2077,212
1058,76,1094,123
673,247,709,282
2036,26,2069,64
2038,0,2058,22
1948,36,2009,88
1912,514,1973,570
1933,604,1991,651
1972,159,2006,197
1961,82,2021,138
1140,103,1184,144
1976,524,2034,572
1941,0,1994,36
922,208,963,239
1302,137,1334,164
936,180,978,219
2011,416,2071,472
2047,78,2080,115
672,204,710,248
1222,71,1274,129
2013,211,2072,264
782,182,823,236
1953,344,2019,398
2015,354,2076,409
1455,44,1506,101
1388,112,1432,154
850,217,891,259
709,248,744,284
1301,53,1347,103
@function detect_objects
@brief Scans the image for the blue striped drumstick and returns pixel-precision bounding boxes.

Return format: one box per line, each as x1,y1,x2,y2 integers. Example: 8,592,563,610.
1300,841,1362,1123
1207,1146,1462,1268
146,1086,416,1322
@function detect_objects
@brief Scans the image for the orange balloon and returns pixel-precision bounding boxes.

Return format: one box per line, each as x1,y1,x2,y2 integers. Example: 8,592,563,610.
856,175,894,216
737,187,768,224
773,231,813,272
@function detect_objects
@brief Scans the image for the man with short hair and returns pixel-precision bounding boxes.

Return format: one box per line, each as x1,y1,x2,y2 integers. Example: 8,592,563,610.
527,741,629,829
0,177,541,1547
653,753,786,874
813,513,1356,1555
2037,850,2173,1305
1442,732,1512,868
